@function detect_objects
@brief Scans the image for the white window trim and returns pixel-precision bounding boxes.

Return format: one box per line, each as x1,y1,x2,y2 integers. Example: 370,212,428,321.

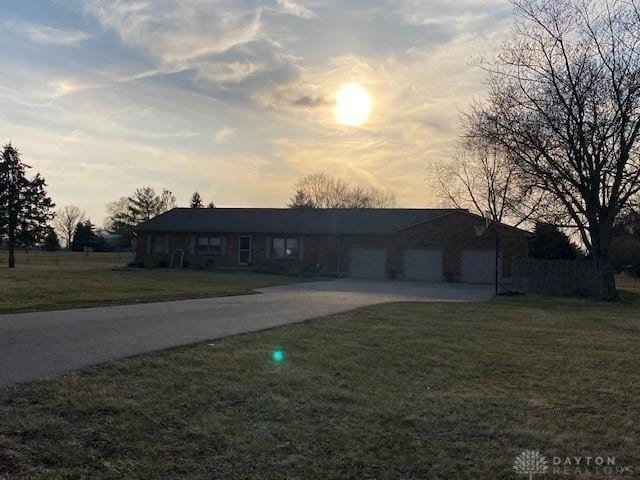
238,235,252,265
271,237,300,260
196,236,225,255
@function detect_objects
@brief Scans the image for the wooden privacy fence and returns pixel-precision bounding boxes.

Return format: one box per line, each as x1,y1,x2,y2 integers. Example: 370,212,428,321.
512,258,601,297
0,250,135,267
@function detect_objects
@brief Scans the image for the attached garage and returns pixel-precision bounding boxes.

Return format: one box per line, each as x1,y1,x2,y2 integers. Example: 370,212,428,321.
403,249,443,282
461,250,501,284
349,247,386,279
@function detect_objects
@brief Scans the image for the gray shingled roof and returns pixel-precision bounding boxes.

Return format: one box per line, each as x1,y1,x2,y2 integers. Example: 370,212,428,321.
135,208,464,235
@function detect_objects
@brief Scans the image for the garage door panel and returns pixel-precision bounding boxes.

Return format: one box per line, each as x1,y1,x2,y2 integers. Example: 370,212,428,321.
403,249,443,282
349,248,386,279
461,250,502,284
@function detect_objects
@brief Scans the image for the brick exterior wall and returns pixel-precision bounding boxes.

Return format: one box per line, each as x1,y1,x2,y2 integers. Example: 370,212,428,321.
397,212,528,280
135,211,529,281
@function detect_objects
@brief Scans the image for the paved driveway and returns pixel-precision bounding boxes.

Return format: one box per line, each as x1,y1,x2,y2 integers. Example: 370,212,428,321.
0,279,492,387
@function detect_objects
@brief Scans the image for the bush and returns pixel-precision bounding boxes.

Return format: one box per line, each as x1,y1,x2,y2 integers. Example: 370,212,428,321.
201,259,215,270
158,259,167,268
301,264,321,278
611,233,640,272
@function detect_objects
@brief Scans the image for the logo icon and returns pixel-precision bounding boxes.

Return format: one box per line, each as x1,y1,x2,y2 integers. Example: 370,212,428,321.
514,450,548,479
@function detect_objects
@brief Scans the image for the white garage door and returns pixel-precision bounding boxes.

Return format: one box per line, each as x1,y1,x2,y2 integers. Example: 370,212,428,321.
461,250,501,284
403,249,443,282
349,248,386,279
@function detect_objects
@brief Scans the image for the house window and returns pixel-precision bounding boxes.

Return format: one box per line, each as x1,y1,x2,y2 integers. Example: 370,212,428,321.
197,236,223,254
152,235,166,253
272,237,299,259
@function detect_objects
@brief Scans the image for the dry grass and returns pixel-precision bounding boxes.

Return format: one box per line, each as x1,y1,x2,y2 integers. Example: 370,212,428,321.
617,273,640,295
0,263,302,313
1,286,639,479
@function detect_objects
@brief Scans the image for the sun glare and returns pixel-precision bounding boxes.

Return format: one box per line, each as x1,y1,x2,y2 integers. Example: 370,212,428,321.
334,83,372,126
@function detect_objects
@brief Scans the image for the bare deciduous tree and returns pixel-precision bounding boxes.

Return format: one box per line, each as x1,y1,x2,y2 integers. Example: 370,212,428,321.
437,142,544,227
436,141,546,293
54,205,85,250
289,172,396,209
467,0,640,298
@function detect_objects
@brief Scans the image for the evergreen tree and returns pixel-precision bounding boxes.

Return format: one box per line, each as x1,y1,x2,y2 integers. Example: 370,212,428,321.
190,191,204,208
531,224,580,260
0,144,54,267
105,187,176,245
127,187,175,222
42,227,61,251
71,220,98,252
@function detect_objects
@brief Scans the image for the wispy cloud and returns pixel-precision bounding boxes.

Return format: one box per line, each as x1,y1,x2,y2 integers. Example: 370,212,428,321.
86,1,263,67
214,127,236,143
1,20,90,45
196,61,262,85
274,0,317,19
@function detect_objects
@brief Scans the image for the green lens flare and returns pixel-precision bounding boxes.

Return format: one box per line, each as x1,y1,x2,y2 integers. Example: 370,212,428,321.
272,350,284,363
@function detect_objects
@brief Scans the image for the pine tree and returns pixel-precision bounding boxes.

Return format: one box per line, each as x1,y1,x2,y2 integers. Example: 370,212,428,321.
105,187,176,245
127,187,175,222
43,227,61,251
70,220,97,252
0,144,54,267
190,191,204,208
531,224,580,260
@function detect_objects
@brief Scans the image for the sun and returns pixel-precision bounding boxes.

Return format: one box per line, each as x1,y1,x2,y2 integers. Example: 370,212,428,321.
334,83,372,126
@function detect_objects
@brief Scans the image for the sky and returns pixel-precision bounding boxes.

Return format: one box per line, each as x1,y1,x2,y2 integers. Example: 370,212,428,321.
0,0,512,225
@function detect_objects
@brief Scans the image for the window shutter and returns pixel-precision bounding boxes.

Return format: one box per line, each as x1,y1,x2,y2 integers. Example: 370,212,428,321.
189,235,195,254
221,237,227,255
265,236,271,259
164,234,170,253
298,236,304,259
146,235,151,254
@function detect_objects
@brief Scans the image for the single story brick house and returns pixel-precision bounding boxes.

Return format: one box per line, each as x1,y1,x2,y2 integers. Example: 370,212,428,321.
134,208,529,283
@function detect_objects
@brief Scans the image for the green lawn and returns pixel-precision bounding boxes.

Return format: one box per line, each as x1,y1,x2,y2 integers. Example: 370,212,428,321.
0,264,301,313
1,285,638,479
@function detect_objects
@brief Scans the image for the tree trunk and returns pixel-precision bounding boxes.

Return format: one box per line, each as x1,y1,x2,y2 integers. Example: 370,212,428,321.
593,255,617,300
589,221,617,300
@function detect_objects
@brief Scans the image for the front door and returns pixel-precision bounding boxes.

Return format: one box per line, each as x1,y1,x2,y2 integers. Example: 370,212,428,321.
238,236,252,265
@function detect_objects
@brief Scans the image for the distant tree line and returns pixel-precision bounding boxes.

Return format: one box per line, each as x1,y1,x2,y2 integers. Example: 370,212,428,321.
190,191,215,208
289,173,396,209
54,188,217,253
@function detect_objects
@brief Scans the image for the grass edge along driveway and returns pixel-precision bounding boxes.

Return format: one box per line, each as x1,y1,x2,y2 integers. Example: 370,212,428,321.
0,266,305,314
